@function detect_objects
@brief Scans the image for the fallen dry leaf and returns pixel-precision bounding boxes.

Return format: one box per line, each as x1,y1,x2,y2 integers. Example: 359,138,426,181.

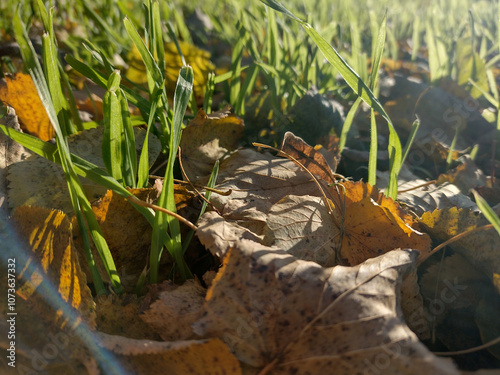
0,206,96,373
96,332,241,375
12,205,95,326
192,240,457,374
419,207,500,281
95,293,159,340
279,131,340,185
396,179,478,217
264,193,430,267
180,107,244,181
198,146,430,266
436,155,487,195
141,279,206,341
0,73,54,141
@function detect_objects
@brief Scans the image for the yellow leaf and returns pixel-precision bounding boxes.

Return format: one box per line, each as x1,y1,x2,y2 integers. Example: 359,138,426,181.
0,73,54,141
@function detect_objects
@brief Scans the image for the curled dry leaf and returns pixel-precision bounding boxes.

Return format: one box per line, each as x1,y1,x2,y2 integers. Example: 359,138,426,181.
280,131,340,185
96,332,241,375
192,240,457,375
180,107,244,182
0,73,54,141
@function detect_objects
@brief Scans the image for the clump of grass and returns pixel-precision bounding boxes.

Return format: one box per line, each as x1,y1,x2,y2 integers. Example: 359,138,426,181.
2,0,196,292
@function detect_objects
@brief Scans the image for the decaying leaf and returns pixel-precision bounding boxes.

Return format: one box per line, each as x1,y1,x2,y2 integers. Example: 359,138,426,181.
419,207,500,281
95,293,159,340
141,279,206,341
7,126,161,213
436,156,487,195
198,145,430,266
396,179,478,217
96,332,241,375
192,240,457,374
0,206,96,373
280,131,340,185
264,192,431,267
180,107,244,181
0,73,54,141
11,205,95,326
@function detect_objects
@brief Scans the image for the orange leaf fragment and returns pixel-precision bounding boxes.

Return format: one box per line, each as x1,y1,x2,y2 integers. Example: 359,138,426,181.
0,73,54,141
97,333,241,375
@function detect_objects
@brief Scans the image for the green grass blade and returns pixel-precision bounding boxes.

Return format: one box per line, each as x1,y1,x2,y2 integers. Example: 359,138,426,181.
446,126,460,169
472,190,500,236
203,72,216,114
369,14,386,91
65,54,152,115
150,66,193,283
260,0,302,22
124,17,163,86
119,87,137,187
401,118,421,167
152,0,165,74
79,0,127,47
102,71,125,185
182,160,220,254
213,65,249,84
339,96,362,151
366,14,386,187
230,31,245,108
368,109,377,186
138,87,163,187
235,64,259,116
0,124,155,226
411,17,421,62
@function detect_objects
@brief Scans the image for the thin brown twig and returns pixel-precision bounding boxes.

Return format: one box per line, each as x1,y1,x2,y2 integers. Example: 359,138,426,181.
398,180,437,193
177,147,221,215
433,334,500,356
417,224,494,266
149,175,232,196
126,195,198,231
